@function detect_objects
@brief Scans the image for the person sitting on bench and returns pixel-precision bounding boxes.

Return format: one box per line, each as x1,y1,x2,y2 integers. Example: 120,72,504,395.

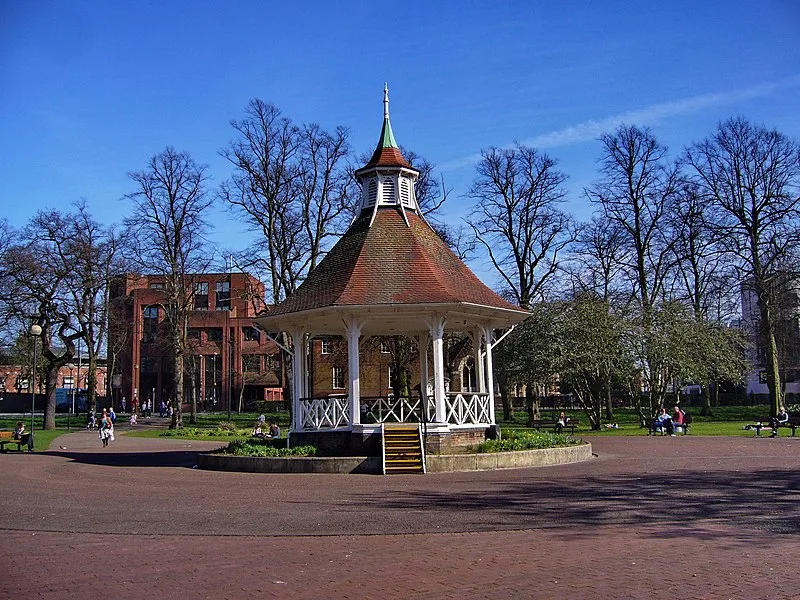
770,406,790,437
652,408,675,436
556,411,569,434
13,421,34,451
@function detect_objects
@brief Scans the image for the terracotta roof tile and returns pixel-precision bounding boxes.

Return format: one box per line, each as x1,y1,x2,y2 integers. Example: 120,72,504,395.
266,210,522,316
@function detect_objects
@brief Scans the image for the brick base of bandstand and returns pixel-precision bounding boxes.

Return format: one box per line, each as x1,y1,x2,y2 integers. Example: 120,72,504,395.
289,425,494,457
198,440,591,474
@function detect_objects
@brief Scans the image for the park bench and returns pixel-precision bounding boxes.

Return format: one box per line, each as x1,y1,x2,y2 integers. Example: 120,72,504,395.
750,415,799,437
531,418,579,435
648,419,691,436
0,431,24,452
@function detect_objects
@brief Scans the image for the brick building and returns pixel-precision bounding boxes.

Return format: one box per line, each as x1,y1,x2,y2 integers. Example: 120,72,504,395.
109,272,284,412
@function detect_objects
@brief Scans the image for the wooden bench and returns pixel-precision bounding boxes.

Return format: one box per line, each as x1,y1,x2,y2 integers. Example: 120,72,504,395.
751,416,799,437
531,419,579,435
648,420,691,436
0,431,25,452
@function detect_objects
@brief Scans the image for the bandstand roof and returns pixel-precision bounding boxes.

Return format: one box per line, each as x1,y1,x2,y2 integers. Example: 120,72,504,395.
255,87,529,336
255,208,529,335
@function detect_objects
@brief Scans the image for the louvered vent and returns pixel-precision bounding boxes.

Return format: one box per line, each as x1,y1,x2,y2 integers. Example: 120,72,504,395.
367,179,378,206
400,178,411,207
382,177,396,204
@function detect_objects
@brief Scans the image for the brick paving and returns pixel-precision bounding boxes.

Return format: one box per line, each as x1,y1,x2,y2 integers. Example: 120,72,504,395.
1,427,799,599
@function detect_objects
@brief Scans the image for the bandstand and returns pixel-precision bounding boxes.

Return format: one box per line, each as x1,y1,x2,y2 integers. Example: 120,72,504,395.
255,86,529,460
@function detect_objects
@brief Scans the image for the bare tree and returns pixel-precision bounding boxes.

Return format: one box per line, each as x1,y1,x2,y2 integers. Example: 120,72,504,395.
685,117,800,415
467,143,574,309
587,124,680,420
0,233,81,429
124,147,212,428
31,202,124,415
220,99,351,304
568,216,626,303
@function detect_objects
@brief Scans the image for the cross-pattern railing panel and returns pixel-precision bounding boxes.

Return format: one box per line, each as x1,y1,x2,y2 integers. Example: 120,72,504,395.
445,393,491,425
299,396,351,430
360,395,435,424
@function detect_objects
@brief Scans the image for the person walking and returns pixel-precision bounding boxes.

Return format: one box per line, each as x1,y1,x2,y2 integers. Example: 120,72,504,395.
98,409,114,447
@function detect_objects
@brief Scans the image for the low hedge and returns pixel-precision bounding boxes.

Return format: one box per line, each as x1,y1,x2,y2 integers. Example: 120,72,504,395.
220,439,318,457
473,430,580,453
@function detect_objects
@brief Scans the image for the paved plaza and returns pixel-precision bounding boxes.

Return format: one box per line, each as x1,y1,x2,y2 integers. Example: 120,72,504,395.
1,427,799,599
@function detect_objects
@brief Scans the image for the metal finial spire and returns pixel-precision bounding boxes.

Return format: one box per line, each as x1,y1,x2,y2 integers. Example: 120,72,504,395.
384,83,389,119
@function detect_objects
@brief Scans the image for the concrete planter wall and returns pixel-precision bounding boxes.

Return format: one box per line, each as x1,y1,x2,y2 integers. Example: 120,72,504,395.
198,442,592,474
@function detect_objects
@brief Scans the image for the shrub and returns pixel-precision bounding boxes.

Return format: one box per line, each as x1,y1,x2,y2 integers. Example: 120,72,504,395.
473,430,580,453
159,426,250,438
221,439,318,457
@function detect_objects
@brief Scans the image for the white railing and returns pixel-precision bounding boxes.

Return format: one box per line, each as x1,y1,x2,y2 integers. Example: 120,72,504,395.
299,396,351,430
361,396,435,424
299,393,491,429
445,392,491,425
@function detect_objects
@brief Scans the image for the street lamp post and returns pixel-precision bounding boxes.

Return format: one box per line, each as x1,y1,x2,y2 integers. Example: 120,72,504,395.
29,323,42,449
67,363,75,431
212,353,217,414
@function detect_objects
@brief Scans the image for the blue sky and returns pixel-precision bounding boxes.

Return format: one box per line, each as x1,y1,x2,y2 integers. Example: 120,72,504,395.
2,1,799,279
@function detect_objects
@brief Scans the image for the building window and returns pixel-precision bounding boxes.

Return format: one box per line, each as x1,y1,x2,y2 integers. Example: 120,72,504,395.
243,354,261,373
207,328,223,342
321,339,333,354
187,328,201,341
388,365,393,390
243,326,260,342
143,306,159,343
265,354,278,371
216,281,231,311
140,357,158,374
380,340,390,354
0,376,5,391
149,282,164,289
332,366,345,389
63,376,75,388
18,377,29,390
194,282,209,310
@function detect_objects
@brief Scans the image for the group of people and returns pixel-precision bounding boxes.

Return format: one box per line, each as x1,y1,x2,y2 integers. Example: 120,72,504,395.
651,406,688,436
252,414,280,439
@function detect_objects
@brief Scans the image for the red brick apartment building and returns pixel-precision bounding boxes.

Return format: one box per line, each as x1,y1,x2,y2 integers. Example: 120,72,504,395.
109,273,284,412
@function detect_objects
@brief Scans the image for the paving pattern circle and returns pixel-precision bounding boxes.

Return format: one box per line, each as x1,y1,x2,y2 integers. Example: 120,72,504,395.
1,426,799,599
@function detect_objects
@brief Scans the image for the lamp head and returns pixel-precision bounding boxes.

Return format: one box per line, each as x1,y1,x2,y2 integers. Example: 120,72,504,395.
30,324,42,337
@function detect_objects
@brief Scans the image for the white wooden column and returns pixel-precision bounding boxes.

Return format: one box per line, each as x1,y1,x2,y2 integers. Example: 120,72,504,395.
472,329,485,393
426,316,446,424
343,315,364,427
482,324,496,425
289,328,307,431
418,332,430,420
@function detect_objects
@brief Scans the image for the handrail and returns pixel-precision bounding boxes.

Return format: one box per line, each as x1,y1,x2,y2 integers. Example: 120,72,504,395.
381,422,386,475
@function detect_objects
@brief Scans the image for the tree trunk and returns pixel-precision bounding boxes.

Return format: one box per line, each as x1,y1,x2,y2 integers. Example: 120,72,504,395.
170,351,184,429
700,385,713,417
44,364,59,430
603,380,614,421
525,382,540,426
499,381,513,421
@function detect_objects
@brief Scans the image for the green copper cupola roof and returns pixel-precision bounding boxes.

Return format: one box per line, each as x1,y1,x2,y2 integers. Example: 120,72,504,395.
361,83,410,169
380,83,398,148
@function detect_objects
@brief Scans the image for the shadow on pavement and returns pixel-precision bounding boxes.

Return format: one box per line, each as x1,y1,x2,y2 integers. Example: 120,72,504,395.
47,449,200,468
360,467,800,537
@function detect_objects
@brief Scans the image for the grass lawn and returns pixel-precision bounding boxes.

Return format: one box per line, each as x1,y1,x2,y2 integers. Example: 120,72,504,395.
1,406,782,448
497,405,775,437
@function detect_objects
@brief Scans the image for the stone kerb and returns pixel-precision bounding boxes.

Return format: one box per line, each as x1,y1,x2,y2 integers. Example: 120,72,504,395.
197,442,592,474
